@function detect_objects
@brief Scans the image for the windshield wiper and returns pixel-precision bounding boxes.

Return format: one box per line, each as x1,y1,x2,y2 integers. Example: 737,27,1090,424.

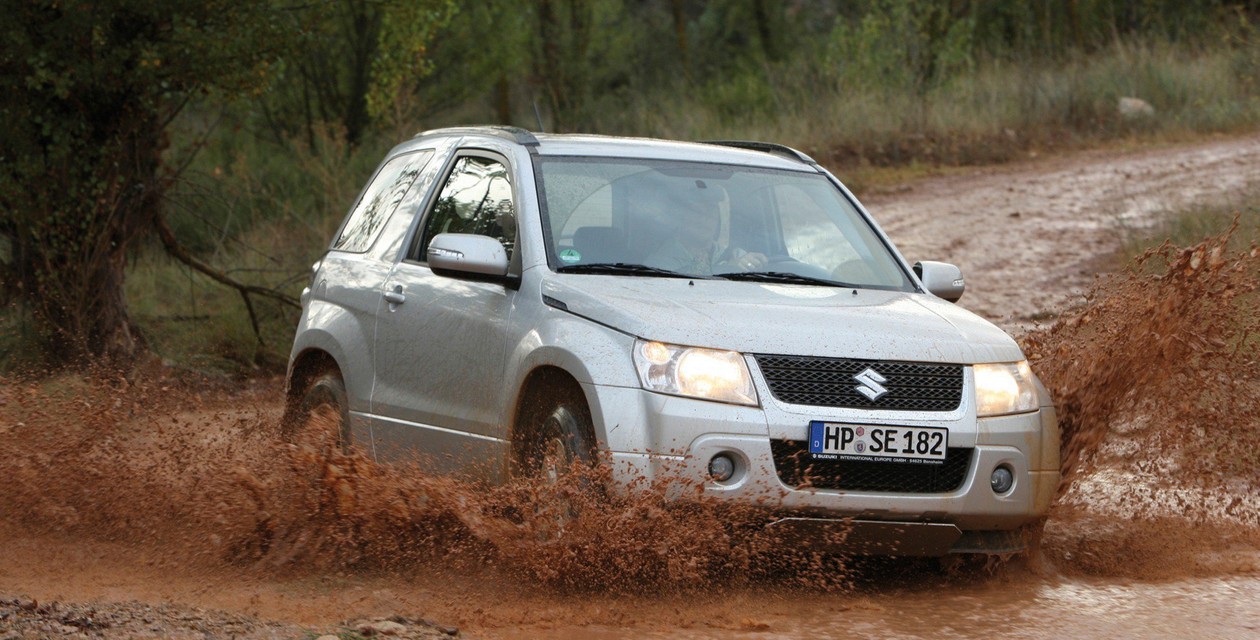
556,262,695,278
714,271,851,287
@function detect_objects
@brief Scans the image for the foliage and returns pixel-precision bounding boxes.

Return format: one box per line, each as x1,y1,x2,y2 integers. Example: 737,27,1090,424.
384,0,1260,136
134,123,385,373
368,2,457,122
146,117,479,373
828,0,976,97
254,0,455,146
0,0,293,365
0,0,453,370
400,0,531,124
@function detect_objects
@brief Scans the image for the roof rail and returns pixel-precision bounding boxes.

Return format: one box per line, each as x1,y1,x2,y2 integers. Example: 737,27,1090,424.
702,140,817,166
414,125,540,146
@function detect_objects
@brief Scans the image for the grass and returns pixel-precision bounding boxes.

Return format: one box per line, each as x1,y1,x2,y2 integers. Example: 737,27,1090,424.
577,37,1260,170
126,250,297,374
1121,183,1260,259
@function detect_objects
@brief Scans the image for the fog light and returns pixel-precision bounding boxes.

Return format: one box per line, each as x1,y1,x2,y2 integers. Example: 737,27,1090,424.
990,465,1014,494
708,454,735,482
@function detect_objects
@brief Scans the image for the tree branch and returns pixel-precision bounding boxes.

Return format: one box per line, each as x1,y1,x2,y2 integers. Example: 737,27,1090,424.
154,213,301,313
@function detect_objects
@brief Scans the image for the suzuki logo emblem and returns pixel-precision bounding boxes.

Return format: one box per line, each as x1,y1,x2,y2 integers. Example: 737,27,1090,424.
853,367,889,401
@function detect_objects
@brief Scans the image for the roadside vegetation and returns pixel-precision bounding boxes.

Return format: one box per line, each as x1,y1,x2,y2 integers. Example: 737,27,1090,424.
3,0,1260,375
1123,183,1260,255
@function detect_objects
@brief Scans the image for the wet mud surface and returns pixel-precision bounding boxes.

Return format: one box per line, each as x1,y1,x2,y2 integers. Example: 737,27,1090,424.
3,135,1260,638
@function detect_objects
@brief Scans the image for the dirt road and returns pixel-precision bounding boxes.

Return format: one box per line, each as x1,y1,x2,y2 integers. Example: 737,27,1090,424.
3,133,1259,639
865,132,1260,328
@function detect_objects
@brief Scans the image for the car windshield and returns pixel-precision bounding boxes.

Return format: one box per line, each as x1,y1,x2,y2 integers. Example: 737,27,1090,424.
537,156,913,290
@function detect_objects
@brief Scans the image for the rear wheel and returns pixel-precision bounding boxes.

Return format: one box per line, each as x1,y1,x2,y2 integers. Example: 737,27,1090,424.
283,370,352,452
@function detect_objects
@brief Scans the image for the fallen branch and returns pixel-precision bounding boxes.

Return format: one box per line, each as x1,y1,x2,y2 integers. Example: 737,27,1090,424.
154,213,300,347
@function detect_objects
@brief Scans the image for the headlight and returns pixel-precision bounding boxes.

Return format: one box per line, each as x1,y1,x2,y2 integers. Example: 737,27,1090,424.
633,339,758,406
974,360,1038,417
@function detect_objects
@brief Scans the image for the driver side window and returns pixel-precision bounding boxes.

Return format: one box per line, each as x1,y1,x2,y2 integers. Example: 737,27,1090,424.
416,155,516,261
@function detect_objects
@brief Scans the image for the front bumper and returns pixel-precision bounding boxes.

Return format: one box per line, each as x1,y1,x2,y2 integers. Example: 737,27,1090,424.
586,378,1059,554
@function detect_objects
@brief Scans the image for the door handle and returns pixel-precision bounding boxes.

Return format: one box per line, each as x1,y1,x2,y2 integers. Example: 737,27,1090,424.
384,285,406,306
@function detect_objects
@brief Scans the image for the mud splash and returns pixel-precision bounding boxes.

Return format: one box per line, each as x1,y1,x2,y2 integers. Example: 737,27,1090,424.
229,413,837,594
0,373,847,596
1024,224,1260,576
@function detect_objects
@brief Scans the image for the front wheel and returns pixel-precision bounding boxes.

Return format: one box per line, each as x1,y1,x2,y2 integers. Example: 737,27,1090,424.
516,392,596,481
513,387,600,538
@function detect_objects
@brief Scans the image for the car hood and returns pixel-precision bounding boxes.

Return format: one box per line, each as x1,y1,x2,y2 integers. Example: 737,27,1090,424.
542,275,1023,364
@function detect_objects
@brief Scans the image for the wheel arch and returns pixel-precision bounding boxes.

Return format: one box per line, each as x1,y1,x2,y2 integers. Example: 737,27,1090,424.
501,317,638,453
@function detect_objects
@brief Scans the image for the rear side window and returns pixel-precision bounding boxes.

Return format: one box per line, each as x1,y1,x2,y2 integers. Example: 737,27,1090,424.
333,150,434,253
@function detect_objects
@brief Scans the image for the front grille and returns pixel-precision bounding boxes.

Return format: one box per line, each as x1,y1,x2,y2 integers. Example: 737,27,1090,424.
770,439,973,493
753,354,963,411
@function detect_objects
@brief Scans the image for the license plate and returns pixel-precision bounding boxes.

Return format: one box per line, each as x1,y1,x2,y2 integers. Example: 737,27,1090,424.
808,421,947,463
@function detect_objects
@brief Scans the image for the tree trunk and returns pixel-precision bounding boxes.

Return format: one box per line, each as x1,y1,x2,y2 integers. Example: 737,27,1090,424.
535,0,567,129
1,0,302,370
90,245,145,365
752,0,779,61
495,72,513,125
15,109,164,367
342,0,381,145
671,0,690,73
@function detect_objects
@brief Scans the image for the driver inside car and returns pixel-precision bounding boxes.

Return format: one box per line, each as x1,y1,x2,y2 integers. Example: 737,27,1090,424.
644,184,769,276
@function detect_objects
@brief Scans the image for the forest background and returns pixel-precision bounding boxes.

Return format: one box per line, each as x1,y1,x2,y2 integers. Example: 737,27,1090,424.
2,0,1260,374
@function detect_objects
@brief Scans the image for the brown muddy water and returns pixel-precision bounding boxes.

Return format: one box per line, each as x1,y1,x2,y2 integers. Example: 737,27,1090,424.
2,232,1258,638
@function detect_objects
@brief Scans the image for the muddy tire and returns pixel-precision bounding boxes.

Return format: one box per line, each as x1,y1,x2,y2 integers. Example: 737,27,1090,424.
516,388,596,481
283,370,352,452
513,387,599,538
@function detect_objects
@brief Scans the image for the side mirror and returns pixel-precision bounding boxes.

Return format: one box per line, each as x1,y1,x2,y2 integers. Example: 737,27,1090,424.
914,261,965,302
427,233,509,278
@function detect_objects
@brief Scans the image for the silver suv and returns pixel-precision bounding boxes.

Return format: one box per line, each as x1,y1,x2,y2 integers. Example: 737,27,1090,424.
284,126,1059,556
